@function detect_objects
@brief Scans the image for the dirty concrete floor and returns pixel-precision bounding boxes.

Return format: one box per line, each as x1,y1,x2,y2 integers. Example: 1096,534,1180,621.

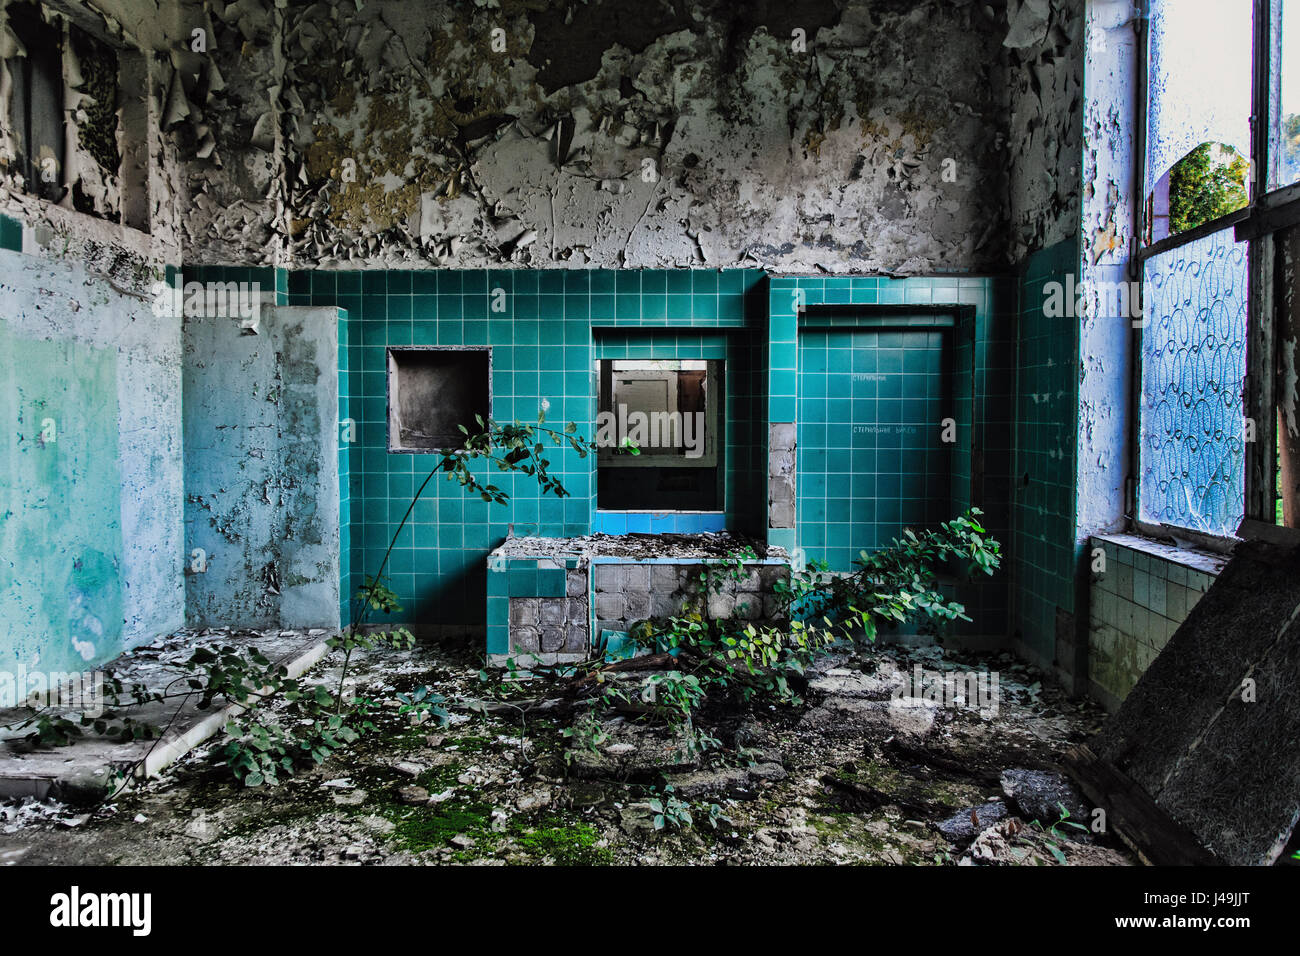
0,637,1133,866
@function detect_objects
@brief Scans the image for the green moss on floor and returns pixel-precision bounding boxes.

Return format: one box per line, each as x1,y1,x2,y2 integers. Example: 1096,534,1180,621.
375,797,614,865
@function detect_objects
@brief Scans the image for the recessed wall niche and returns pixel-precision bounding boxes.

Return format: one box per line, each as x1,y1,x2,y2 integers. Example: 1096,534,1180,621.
386,346,491,452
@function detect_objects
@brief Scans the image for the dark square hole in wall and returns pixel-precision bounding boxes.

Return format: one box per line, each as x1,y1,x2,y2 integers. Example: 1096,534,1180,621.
387,347,491,452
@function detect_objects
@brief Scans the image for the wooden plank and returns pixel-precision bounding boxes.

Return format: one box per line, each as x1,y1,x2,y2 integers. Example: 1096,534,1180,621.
1065,744,1220,867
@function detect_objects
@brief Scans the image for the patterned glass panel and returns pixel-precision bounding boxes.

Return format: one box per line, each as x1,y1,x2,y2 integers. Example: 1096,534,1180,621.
1140,226,1248,535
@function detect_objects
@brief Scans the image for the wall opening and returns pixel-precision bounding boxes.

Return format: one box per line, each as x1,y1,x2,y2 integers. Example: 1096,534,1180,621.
387,347,491,453
5,2,64,203
596,358,723,512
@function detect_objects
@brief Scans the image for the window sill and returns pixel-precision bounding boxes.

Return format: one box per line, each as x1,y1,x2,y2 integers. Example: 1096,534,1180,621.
1092,532,1230,577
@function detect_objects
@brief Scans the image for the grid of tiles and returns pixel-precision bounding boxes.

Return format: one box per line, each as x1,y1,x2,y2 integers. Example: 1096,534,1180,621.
289,268,766,628
767,275,1011,637
338,307,352,626
1012,238,1081,663
1088,535,1223,706
796,327,952,570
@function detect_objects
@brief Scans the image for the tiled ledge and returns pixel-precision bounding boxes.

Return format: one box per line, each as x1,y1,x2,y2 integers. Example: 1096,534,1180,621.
1092,532,1230,578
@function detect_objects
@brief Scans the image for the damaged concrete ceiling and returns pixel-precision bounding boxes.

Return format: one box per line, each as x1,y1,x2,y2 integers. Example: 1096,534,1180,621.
1,0,1087,277
155,0,1077,274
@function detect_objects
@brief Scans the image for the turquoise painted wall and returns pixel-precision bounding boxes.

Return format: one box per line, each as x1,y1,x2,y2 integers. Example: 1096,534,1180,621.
0,325,125,673
1011,238,1081,662
1,248,185,675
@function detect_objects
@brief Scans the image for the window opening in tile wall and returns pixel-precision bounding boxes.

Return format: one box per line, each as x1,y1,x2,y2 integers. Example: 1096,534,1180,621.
5,2,64,204
387,347,492,453
596,359,724,512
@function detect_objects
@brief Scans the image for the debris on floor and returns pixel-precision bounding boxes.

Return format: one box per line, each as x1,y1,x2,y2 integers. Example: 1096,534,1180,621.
1072,539,1300,865
0,636,1132,866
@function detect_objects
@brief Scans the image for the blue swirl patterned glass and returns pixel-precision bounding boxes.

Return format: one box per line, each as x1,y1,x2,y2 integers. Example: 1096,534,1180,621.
1139,226,1248,536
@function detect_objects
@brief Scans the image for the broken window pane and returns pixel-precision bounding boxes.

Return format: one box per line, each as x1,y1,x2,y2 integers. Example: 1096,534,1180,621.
1271,0,1300,189
1139,225,1248,536
1145,0,1254,242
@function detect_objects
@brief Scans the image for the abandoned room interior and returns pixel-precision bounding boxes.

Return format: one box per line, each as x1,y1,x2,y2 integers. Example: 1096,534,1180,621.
0,0,1298,883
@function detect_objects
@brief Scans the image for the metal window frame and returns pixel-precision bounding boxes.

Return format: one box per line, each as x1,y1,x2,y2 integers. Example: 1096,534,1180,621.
1130,0,1295,542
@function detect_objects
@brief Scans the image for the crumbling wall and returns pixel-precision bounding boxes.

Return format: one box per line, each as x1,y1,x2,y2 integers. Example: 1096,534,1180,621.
177,0,1016,273
182,305,340,629
0,0,187,265
0,247,184,674
1004,0,1084,262
1076,0,1139,539
592,561,790,641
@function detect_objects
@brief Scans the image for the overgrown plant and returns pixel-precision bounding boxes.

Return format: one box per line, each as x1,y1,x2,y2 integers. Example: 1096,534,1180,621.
601,510,1001,747
206,411,599,786
1,413,598,793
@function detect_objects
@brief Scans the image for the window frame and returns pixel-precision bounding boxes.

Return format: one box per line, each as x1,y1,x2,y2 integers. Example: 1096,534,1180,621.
593,357,727,515
1130,0,1299,546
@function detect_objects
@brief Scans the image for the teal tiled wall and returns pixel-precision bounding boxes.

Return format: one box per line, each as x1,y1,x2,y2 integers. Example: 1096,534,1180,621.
180,264,1020,643
768,275,1014,637
338,307,352,626
289,268,766,629
1011,238,1081,662
795,323,953,570
0,214,21,251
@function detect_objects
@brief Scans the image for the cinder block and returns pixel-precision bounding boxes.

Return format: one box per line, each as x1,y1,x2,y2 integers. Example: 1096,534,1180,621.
625,590,650,620
595,591,625,620
681,565,707,590
593,564,619,591
770,422,796,453
762,594,783,619
540,626,566,653
620,564,651,591
652,564,680,590
651,591,683,618
735,568,762,592
707,590,734,619
509,598,539,626
563,623,588,654
540,599,566,626
566,597,588,623
735,595,762,620
768,498,795,529
512,626,540,653
566,570,587,597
